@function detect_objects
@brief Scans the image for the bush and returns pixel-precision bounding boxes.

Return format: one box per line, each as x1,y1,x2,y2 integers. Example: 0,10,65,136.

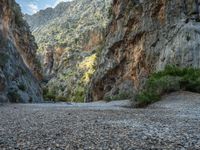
29,97,33,103
43,87,56,101
71,86,85,102
55,96,69,102
105,92,132,102
0,53,9,66
18,84,26,91
135,92,160,107
7,91,20,103
12,3,25,26
44,92,56,101
135,65,200,107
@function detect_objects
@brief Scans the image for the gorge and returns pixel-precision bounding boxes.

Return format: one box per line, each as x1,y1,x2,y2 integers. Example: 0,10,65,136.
1,0,200,149
1,0,200,103
24,0,200,103
25,0,112,102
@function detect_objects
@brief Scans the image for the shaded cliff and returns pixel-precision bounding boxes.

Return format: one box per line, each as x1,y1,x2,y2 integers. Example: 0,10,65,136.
25,0,111,101
86,0,200,101
0,0,43,102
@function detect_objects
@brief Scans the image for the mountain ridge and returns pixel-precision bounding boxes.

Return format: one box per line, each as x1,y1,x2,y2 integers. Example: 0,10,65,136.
25,0,112,101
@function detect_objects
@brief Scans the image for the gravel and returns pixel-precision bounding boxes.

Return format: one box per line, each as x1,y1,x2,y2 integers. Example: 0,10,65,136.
0,91,200,149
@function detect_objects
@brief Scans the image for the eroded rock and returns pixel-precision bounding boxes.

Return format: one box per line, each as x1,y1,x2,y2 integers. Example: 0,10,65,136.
0,0,43,102
25,0,112,101
86,0,200,101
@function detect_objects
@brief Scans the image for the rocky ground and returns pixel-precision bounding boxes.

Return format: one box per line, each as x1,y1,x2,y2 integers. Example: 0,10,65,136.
0,91,200,149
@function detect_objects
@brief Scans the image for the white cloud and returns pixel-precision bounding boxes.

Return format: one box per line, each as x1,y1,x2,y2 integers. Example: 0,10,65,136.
28,3,39,14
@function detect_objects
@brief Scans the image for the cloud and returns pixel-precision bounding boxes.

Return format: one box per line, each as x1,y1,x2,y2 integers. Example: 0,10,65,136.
28,3,39,14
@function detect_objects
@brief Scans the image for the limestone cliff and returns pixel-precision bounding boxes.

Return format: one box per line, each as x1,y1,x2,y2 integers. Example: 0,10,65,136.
0,0,43,102
25,0,111,101
86,0,200,101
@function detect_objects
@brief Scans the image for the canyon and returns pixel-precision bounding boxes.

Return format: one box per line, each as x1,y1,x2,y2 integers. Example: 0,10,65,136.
1,0,200,149
25,0,112,102
24,0,200,103
1,0,200,103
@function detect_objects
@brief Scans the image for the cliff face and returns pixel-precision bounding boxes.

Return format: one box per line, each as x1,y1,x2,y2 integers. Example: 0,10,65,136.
25,0,111,101
86,0,200,101
0,0,43,102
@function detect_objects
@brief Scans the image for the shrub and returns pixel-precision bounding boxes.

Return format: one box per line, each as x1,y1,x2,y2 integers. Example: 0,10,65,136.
135,92,160,107
55,96,69,102
44,92,56,101
7,91,20,103
70,86,85,102
0,53,9,66
18,84,26,91
43,87,56,101
108,6,113,18
29,97,33,103
12,3,25,26
105,92,132,102
19,67,27,75
135,65,200,107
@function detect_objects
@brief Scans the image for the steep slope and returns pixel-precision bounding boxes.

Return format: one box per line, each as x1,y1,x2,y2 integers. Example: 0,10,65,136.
25,0,111,101
0,0,43,102
86,0,200,101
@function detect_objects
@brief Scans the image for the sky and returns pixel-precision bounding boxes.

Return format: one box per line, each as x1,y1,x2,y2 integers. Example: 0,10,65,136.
15,0,72,15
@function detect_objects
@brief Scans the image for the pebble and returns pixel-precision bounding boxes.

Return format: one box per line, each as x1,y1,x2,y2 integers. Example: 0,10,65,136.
0,92,200,149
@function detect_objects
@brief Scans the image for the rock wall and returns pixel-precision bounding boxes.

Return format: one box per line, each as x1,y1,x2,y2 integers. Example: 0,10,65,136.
0,0,43,102
25,0,112,102
86,0,200,101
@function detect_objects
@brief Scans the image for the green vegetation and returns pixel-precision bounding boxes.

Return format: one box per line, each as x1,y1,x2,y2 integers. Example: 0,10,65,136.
18,84,26,91
43,87,85,102
0,53,9,67
25,0,112,102
43,86,70,102
29,97,33,103
34,59,42,69
19,67,27,75
12,3,25,26
29,0,111,55
70,86,85,102
43,87,56,101
108,6,113,18
55,96,69,102
7,91,20,103
105,92,132,102
79,54,97,84
42,53,98,102
135,65,200,107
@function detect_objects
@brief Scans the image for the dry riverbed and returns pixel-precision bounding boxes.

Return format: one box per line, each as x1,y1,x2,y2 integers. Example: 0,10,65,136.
0,92,200,149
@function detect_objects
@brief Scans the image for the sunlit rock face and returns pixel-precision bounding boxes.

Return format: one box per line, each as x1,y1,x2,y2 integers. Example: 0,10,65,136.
86,0,200,101
0,0,43,102
25,0,112,101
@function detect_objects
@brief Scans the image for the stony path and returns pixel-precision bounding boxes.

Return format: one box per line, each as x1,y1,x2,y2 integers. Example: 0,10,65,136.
0,92,200,149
